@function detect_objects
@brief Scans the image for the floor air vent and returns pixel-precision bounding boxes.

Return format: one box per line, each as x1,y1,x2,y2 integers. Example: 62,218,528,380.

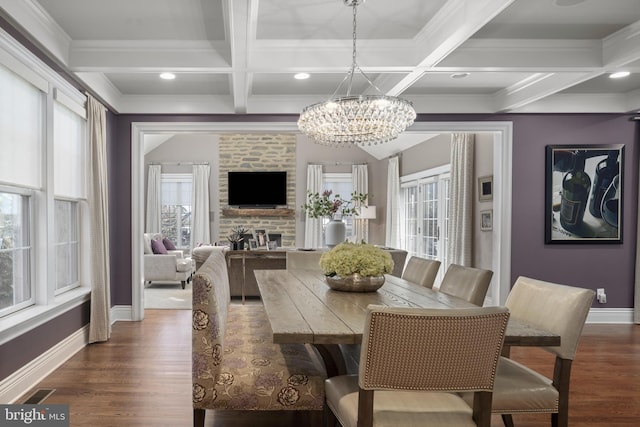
23,388,55,404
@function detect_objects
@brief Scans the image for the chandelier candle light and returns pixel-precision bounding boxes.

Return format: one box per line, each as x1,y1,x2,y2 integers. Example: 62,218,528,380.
297,0,416,147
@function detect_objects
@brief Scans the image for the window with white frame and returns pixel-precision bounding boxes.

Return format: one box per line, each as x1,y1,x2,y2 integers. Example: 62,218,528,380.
0,35,89,321
323,173,355,241
161,173,192,249
0,188,32,316
54,200,79,293
401,166,450,283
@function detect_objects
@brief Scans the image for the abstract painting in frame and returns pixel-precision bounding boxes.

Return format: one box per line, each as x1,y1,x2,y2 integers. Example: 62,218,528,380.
545,144,623,243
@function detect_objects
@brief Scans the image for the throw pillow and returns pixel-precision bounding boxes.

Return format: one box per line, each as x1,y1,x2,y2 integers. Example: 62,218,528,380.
162,237,177,250
143,234,153,254
151,239,168,254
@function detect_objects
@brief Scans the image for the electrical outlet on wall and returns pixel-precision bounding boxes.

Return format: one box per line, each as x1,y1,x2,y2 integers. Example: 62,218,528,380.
596,288,607,304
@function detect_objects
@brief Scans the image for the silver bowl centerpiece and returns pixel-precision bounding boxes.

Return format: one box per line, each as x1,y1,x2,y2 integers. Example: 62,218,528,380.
319,242,394,293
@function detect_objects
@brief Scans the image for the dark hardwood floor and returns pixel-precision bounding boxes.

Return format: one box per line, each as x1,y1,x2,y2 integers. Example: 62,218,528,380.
18,309,640,427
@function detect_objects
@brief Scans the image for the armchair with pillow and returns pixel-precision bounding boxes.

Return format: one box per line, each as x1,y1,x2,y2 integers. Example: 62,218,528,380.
143,233,194,289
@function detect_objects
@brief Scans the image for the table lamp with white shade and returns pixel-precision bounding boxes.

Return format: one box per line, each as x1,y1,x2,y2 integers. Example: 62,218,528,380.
357,205,377,243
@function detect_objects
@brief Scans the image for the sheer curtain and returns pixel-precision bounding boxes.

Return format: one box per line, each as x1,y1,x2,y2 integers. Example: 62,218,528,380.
145,165,161,233
191,164,211,247
447,133,475,267
304,164,324,248
385,156,401,248
352,164,368,242
87,94,111,343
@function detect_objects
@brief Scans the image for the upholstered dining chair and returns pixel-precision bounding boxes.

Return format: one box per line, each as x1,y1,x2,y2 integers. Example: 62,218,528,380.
401,256,441,288
465,276,594,427
438,264,493,306
286,250,324,271
324,305,510,427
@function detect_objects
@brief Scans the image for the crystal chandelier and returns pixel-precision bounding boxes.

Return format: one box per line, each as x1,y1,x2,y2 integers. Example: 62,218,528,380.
297,0,416,147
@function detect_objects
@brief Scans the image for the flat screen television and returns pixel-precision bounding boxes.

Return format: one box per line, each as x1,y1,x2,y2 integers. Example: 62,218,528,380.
228,171,287,208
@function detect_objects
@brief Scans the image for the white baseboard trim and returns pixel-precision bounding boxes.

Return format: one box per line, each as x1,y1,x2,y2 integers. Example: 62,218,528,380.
586,308,634,324
0,325,89,404
110,305,133,323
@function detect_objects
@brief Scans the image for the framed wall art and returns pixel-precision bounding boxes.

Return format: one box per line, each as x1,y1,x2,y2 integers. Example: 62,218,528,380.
478,175,493,201
480,210,493,231
545,144,623,243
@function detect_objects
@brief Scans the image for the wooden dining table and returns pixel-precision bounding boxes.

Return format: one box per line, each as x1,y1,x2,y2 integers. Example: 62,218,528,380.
254,269,561,377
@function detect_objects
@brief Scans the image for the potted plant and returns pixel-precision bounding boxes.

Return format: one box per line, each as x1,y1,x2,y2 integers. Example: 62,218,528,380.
227,225,248,250
319,242,394,292
301,190,368,247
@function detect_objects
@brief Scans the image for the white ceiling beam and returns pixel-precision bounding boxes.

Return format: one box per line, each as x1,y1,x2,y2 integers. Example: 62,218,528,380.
438,39,603,70
0,0,71,64
226,0,253,114
379,0,516,96
68,40,230,71
117,94,235,114
493,72,601,112
602,20,640,69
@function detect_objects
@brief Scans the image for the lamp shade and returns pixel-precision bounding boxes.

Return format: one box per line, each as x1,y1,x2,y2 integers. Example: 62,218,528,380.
357,205,377,219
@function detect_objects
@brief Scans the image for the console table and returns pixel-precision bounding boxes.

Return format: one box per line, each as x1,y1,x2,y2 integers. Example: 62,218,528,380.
193,246,408,302
225,250,287,302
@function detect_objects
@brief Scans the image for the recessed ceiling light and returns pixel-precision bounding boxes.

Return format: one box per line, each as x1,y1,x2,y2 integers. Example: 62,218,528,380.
451,72,470,79
609,71,630,79
160,72,176,80
553,0,586,6
294,73,310,80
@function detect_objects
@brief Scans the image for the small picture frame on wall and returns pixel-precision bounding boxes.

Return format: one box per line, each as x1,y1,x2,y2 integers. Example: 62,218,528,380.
253,229,269,248
478,175,493,201
480,210,493,231
545,144,623,244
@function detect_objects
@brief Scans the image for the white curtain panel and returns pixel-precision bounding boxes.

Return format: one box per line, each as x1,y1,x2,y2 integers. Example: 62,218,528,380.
304,164,324,248
447,133,475,267
191,164,211,248
87,94,111,343
145,165,162,233
352,164,369,243
385,156,402,248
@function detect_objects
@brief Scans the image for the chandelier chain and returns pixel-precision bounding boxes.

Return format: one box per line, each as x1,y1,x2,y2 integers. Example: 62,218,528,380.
297,0,416,147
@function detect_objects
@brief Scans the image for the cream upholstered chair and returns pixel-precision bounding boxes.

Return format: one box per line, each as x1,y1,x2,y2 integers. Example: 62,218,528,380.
324,305,510,427
469,276,594,427
286,250,324,271
401,256,441,288
438,264,493,306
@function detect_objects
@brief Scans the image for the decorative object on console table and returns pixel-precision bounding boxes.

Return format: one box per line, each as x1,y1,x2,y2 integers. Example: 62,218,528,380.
227,225,248,250
356,205,376,243
545,144,623,243
301,189,368,247
253,229,269,248
319,242,394,292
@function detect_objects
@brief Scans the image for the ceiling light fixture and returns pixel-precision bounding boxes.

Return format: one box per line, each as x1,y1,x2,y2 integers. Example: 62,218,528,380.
609,71,630,79
159,72,176,80
297,0,415,147
294,72,310,80
451,72,470,79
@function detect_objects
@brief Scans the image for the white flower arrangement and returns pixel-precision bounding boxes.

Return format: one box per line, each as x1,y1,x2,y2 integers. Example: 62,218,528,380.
319,242,394,277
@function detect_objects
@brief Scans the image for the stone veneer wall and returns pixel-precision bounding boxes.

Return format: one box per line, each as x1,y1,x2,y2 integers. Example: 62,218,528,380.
219,134,296,247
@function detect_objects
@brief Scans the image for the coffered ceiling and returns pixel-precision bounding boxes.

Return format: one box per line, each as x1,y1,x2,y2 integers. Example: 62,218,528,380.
1,0,640,117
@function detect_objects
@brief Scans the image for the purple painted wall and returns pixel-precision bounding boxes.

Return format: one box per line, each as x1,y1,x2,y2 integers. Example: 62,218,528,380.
0,302,90,382
509,114,638,307
110,113,638,308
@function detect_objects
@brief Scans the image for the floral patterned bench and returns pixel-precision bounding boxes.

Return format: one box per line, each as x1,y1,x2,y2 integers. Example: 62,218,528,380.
191,247,326,427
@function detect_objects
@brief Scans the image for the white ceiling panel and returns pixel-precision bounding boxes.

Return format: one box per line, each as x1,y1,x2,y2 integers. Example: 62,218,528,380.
1,0,639,124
